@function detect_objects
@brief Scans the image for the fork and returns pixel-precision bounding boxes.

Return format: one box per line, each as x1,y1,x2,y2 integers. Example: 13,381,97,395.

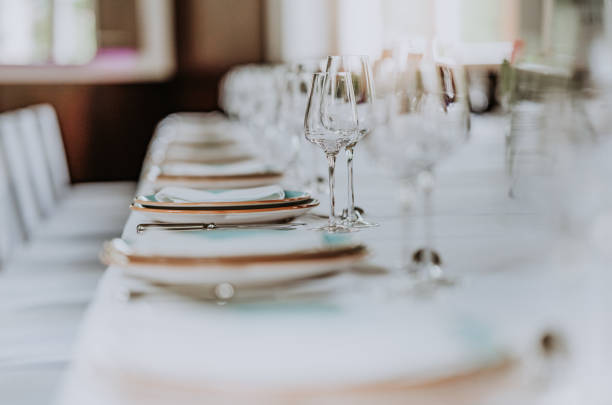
136,222,307,233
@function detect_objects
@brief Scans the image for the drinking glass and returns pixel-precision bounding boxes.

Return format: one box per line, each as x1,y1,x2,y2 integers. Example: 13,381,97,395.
278,61,325,191
304,72,359,232
325,55,378,228
368,63,470,282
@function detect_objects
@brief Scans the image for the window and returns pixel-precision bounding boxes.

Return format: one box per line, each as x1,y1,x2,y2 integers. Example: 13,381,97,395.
0,0,175,83
0,0,97,65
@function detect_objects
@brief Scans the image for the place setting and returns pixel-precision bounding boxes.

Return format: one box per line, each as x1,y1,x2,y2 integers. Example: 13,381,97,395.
131,184,319,226
101,228,369,302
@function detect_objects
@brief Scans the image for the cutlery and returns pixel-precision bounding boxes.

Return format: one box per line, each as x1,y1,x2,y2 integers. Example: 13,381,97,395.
136,222,306,233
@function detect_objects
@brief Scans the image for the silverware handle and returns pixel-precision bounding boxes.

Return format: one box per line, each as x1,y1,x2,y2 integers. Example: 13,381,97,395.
136,222,307,233
137,223,208,233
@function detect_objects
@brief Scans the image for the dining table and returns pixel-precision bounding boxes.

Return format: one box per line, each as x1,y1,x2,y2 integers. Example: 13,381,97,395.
56,113,612,404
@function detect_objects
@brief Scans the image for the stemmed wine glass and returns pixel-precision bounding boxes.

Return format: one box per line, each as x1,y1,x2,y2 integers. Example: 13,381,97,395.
278,62,325,191
304,72,359,232
368,62,470,282
325,55,378,228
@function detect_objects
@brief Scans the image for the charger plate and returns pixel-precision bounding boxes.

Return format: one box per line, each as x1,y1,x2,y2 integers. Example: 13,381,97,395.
129,200,319,224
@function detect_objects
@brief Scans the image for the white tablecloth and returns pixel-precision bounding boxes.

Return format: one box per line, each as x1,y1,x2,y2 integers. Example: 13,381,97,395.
56,115,612,404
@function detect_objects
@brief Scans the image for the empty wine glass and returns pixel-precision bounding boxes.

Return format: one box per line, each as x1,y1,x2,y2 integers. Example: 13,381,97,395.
325,55,378,228
368,62,470,282
278,61,325,191
304,72,359,232
405,66,470,283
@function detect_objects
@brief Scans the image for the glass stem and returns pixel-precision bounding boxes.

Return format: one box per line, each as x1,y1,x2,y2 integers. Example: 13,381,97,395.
346,145,356,221
400,179,416,272
326,153,338,229
419,169,435,269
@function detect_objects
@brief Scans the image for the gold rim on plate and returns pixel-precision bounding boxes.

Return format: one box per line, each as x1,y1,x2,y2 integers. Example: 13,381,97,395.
156,172,283,181
129,200,319,214
102,241,367,268
133,192,312,209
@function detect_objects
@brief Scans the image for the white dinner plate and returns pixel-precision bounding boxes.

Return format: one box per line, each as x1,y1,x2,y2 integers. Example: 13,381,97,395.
102,238,367,287
163,142,251,164
129,200,319,224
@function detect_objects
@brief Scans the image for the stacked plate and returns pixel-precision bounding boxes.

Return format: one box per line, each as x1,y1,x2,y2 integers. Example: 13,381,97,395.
147,115,282,189
163,142,252,165
150,160,284,189
102,230,367,287
131,185,319,224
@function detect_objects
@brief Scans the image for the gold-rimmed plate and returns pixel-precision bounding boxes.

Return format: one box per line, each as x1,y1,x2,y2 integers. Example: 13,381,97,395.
102,238,367,286
134,190,312,210
129,199,319,224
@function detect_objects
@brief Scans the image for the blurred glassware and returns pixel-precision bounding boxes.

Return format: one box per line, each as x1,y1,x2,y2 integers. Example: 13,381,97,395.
504,7,612,237
304,72,359,233
219,64,301,174
505,62,574,197
367,58,470,282
277,60,326,192
325,55,378,228
509,84,612,239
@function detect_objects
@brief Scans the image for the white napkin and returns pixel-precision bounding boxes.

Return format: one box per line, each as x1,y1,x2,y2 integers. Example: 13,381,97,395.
161,160,274,177
128,230,356,258
154,185,285,203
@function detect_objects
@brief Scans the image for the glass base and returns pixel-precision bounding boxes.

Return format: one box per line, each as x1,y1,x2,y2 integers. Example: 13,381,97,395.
408,248,457,288
341,209,379,229
311,223,356,233
343,217,379,228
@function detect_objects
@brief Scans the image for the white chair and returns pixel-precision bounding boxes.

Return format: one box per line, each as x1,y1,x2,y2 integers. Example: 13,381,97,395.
22,104,135,240
0,145,26,266
0,109,101,266
0,105,133,265
33,104,70,201
32,103,136,208
17,108,56,218
0,113,41,240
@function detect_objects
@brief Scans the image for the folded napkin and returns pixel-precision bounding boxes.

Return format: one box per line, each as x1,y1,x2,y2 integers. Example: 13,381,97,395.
128,230,356,258
161,160,274,177
154,185,285,203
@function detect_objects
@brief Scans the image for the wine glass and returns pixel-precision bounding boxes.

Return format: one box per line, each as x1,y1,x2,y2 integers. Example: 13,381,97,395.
325,55,378,228
304,72,359,232
368,62,470,282
278,61,325,191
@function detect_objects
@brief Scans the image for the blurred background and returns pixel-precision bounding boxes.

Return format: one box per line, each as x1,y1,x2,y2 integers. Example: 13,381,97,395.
4,1,612,403
0,0,607,181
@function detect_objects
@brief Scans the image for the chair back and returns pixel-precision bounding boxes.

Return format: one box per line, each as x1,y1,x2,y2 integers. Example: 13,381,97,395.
33,104,71,200
18,108,56,217
0,112,41,239
0,142,26,267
